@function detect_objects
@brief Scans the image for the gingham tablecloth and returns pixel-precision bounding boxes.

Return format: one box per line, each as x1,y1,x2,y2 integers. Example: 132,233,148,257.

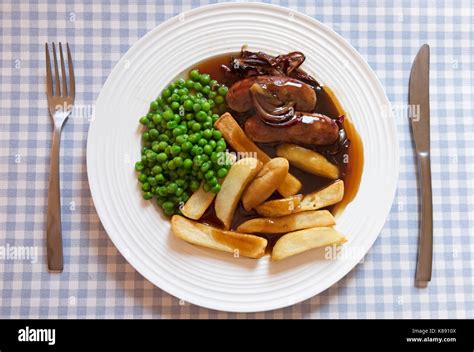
0,0,472,318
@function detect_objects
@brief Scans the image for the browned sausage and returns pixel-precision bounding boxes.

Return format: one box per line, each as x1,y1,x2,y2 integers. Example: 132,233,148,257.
244,114,339,146
226,76,317,113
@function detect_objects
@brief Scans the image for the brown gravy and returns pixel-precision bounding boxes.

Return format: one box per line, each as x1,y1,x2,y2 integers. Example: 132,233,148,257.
194,53,364,246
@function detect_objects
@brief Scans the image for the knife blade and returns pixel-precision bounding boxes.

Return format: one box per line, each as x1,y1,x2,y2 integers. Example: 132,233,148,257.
409,44,432,288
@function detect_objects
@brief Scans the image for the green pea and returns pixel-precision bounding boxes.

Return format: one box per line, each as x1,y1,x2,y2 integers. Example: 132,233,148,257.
171,101,180,111
175,135,186,144
188,134,199,144
157,186,167,196
163,208,175,216
156,153,168,162
143,191,153,200
200,73,211,85
202,85,211,95
173,127,184,136
167,121,177,129
203,183,211,192
194,82,203,92
214,95,224,105
139,116,149,125
157,141,167,151
185,79,194,89
152,114,162,125
202,129,212,140
142,132,150,141
212,130,222,140
192,103,201,113
190,69,200,81
182,141,193,152
198,138,207,147
170,145,181,155
200,162,210,173
138,173,147,183
183,99,193,111
203,144,213,155
217,168,228,178
183,158,193,169
193,154,204,166
192,123,201,132
142,182,151,191
207,176,218,186
190,180,200,192
167,160,176,170
149,129,159,139
211,184,221,193
205,170,215,179
150,101,159,111
218,104,227,114
135,161,144,171
167,182,178,194
162,89,171,98
152,165,162,174
155,174,165,184
196,111,207,122
148,176,157,186
201,102,211,112
162,109,173,121
177,88,187,96
173,157,183,167
156,133,167,142
208,91,217,100
171,93,180,102
175,187,184,196
217,85,228,96
185,113,194,121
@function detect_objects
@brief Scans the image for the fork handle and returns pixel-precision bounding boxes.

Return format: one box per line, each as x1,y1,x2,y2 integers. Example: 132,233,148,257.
47,127,64,272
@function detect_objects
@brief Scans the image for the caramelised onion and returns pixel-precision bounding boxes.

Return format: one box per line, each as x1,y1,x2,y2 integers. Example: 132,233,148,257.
225,49,321,89
249,83,300,126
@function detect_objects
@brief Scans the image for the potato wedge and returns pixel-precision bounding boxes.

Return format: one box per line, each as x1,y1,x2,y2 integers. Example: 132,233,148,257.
215,113,301,197
241,157,289,211
181,183,216,220
276,143,340,179
255,180,344,217
272,227,347,260
171,215,267,258
215,157,262,229
236,210,335,234
255,194,303,217
299,179,344,211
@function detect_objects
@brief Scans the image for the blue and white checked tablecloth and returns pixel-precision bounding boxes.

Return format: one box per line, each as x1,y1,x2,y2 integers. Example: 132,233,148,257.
0,0,472,318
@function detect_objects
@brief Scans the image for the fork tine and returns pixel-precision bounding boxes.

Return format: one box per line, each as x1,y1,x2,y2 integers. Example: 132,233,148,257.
59,43,68,97
66,43,75,99
52,42,61,96
45,43,53,96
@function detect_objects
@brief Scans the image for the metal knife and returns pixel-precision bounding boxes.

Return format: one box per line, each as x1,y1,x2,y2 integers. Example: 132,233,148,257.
409,44,432,288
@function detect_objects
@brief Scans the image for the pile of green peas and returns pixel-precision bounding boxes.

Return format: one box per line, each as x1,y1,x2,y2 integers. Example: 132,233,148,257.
134,69,231,216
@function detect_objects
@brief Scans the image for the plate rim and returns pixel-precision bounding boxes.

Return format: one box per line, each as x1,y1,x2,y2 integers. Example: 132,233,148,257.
87,2,399,312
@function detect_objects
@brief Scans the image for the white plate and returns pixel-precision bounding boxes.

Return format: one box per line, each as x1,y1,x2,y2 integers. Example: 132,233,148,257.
87,2,399,312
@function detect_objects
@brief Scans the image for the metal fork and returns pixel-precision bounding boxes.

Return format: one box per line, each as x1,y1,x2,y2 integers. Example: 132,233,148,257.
45,42,75,272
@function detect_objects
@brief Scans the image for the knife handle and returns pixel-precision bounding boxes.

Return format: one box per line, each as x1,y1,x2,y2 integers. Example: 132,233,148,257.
415,152,433,287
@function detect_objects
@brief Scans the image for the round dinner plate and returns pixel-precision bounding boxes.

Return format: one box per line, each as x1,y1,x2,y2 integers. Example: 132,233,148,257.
87,2,399,312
